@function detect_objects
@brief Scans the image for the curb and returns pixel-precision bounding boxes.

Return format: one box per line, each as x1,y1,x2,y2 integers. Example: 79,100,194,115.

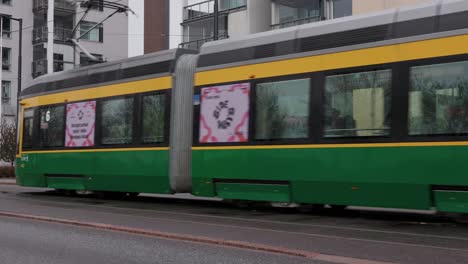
0,211,395,264
0,182,16,185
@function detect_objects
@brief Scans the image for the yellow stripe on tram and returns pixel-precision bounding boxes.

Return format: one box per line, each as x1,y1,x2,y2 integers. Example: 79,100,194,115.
195,34,468,86
22,76,172,108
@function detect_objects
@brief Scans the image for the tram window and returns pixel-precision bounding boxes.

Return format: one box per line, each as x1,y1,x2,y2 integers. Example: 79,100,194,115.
142,94,166,143
409,61,468,135
255,78,310,140
101,97,134,145
324,69,391,137
39,105,65,147
22,109,35,149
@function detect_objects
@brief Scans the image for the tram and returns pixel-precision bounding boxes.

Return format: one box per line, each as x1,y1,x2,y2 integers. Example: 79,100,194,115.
16,0,468,214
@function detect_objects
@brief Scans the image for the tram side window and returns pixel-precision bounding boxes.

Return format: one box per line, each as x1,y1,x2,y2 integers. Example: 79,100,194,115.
39,105,65,148
324,69,392,137
142,94,166,143
101,97,134,145
255,78,310,140
22,109,35,149
409,61,468,135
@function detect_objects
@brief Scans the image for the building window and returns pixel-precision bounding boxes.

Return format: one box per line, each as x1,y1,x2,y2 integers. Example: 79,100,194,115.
1,15,11,38
53,53,64,72
409,61,468,135
255,79,310,140
80,53,103,66
22,109,35,149
40,105,65,148
1,0,12,5
272,0,322,29
2,47,11,71
324,69,392,137
219,0,247,11
182,15,228,49
100,97,134,145
90,0,104,11
142,94,166,144
80,21,103,42
1,80,11,104
333,0,352,18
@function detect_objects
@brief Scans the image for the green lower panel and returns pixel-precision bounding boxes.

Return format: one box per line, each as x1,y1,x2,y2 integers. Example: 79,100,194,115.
215,183,290,202
17,150,171,194
47,177,86,190
193,145,468,211
434,191,468,213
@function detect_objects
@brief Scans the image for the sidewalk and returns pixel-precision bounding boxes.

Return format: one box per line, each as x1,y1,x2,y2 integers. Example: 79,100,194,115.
0,178,16,185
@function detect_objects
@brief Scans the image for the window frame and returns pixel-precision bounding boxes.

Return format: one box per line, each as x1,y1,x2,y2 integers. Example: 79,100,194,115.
97,94,137,147
38,103,67,149
137,90,171,147
317,63,398,145
1,80,11,104
21,107,38,151
79,21,103,42
251,74,313,144
402,53,468,142
2,47,11,71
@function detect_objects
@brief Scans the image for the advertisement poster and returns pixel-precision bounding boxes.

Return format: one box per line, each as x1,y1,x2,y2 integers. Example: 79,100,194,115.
199,83,250,143
65,101,96,147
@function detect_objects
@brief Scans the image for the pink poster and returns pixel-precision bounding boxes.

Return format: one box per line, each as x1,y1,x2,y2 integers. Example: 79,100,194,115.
65,101,96,147
199,83,250,143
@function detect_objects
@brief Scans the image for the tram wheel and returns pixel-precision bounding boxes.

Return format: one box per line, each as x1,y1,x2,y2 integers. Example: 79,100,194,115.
330,205,348,210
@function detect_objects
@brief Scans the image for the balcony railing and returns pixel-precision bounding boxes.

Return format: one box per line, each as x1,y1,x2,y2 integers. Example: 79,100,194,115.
32,26,73,44
179,34,229,50
32,59,48,78
32,59,74,78
271,16,323,30
33,0,75,12
32,26,48,44
54,27,73,43
183,0,246,21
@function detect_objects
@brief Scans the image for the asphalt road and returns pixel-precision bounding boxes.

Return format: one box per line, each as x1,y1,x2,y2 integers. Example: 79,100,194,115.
0,217,321,264
0,185,468,264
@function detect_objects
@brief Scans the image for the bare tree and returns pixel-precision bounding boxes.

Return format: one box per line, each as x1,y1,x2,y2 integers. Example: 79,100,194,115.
0,120,17,166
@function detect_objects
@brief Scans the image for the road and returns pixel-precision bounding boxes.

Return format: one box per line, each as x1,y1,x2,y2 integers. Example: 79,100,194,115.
0,184,467,264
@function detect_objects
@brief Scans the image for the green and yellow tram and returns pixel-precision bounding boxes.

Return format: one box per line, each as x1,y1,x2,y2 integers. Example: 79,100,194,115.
17,0,468,214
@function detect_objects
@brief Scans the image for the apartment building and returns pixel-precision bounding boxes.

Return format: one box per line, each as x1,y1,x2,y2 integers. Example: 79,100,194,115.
0,0,133,124
172,0,433,49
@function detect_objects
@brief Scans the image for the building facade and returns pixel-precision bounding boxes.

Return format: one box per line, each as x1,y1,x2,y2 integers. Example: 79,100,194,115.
0,0,133,124
172,0,433,49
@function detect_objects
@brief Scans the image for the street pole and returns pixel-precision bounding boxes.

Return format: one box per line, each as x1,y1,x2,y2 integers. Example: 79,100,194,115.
213,0,219,41
15,18,22,147
0,17,3,122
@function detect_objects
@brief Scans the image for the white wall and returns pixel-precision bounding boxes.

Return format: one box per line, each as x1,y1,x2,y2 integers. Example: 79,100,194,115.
128,0,144,57
169,0,186,49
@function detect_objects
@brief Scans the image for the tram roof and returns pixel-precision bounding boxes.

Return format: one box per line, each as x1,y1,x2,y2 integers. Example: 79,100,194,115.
22,48,194,99
197,0,468,69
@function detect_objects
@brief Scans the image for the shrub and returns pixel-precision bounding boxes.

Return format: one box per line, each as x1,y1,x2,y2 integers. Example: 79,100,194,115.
0,166,15,178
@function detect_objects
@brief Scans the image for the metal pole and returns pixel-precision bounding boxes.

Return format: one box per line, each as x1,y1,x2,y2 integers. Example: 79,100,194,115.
16,18,22,139
0,17,3,121
213,0,219,41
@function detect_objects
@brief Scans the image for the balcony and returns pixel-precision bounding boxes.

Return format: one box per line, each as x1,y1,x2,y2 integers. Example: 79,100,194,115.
32,26,73,44
270,16,323,30
33,0,75,12
32,26,48,44
179,34,229,50
32,59,74,78
183,0,246,21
